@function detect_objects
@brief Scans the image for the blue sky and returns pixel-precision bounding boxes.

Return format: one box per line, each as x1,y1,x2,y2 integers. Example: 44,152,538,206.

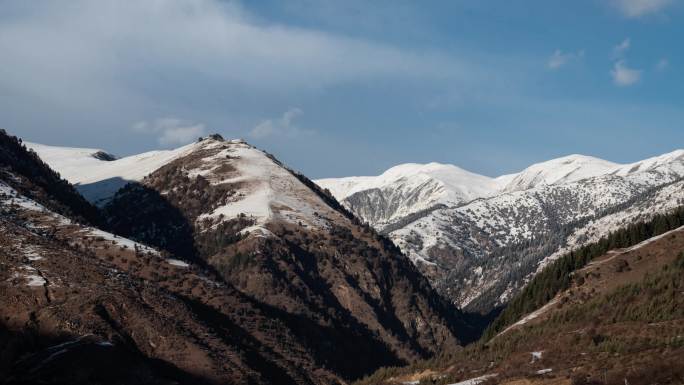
1,0,682,178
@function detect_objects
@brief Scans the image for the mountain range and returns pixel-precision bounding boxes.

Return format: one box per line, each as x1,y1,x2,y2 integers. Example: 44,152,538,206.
316,150,684,311
5,129,684,384
27,138,684,314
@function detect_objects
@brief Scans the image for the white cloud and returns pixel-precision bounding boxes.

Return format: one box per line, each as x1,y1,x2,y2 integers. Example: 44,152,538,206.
656,58,670,71
0,0,479,151
250,108,310,139
132,118,206,145
547,49,584,69
0,0,460,100
613,38,631,58
611,60,642,86
610,0,674,17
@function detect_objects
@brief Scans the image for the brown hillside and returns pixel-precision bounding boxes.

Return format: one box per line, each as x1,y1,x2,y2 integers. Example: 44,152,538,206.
102,137,475,380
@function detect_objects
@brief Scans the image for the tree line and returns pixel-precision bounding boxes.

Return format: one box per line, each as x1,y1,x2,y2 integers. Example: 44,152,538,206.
483,204,684,340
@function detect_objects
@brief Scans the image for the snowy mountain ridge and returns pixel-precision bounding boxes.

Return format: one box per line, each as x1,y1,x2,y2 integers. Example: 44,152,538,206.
316,149,684,311
27,140,223,205
316,162,504,229
499,154,620,192
315,152,684,232
28,138,341,235
317,151,684,216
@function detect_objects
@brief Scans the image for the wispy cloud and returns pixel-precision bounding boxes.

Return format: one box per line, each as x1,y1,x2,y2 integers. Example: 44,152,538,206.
613,38,631,58
547,49,584,70
611,61,642,86
250,108,311,139
609,0,674,18
132,118,206,146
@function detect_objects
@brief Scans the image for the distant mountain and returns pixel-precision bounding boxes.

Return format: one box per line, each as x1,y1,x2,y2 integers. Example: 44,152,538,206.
499,154,619,192
316,150,684,312
28,135,475,382
317,162,504,231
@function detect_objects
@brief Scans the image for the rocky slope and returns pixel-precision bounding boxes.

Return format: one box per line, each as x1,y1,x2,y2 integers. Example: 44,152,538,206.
316,151,684,312
28,134,476,381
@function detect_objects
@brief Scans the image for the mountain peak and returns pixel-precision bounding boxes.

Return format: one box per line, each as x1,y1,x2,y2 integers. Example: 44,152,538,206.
206,133,225,141
613,148,684,176
317,161,497,201
28,138,342,231
500,153,619,192
383,161,474,177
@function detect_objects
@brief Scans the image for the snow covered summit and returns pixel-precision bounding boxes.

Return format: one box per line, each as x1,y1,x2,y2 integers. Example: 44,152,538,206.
28,136,342,233
500,154,620,192
317,149,684,310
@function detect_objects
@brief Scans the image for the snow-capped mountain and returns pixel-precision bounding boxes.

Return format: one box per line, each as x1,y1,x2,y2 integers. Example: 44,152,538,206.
27,134,474,379
316,162,504,231
316,150,684,312
499,154,619,192
28,137,350,233
2,131,344,384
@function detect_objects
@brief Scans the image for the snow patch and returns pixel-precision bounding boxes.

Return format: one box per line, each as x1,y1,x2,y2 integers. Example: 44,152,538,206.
167,259,190,268
26,274,46,287
13,266,47,287
498,298,559,337
447,374,498,385
239,225,276,239
24,247,44,261
85,228,159,255
502,154,619,192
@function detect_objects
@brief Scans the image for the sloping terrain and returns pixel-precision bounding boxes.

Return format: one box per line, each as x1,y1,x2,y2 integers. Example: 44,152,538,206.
354,216,684,385
0,131,356,385
28,134,475,380
317,151,684,312
100,137,475,375
1,132,102,225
